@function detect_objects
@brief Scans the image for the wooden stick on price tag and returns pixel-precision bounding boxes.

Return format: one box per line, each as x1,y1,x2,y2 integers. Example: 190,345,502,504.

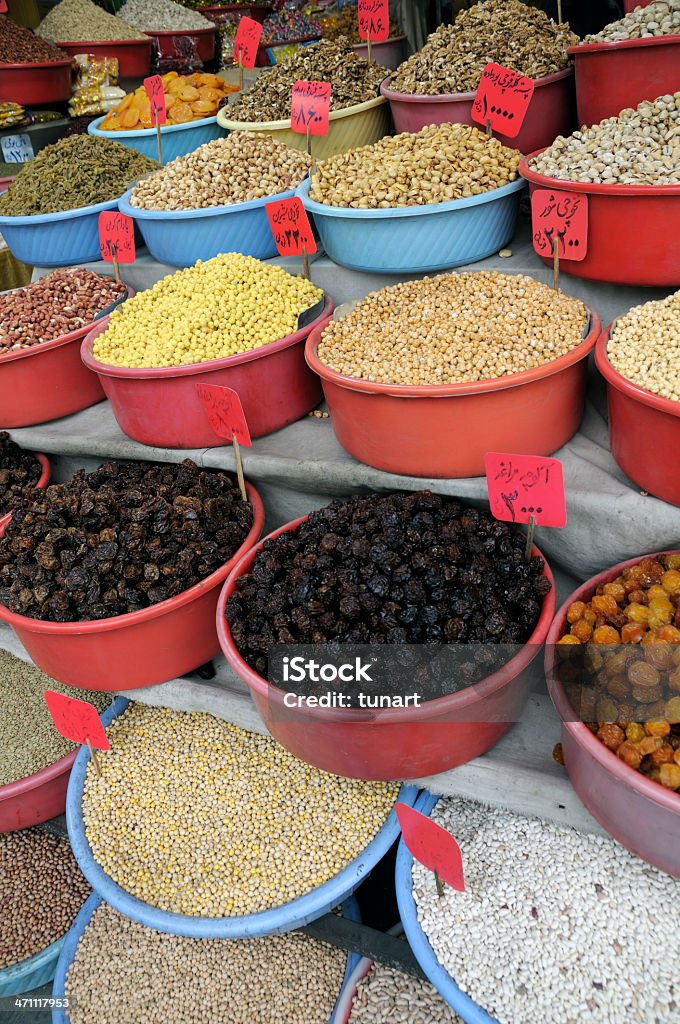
239,59,244,93
524,514,536,563
306,125,311,158
434,869,445,899
301,242,310,280
196,383,252,502
86,738,102,776
367,33,372,64
553,235,559,291
111,242,121,284
155,119,163,164
557,0,563,23
485,118,492,136
232,435,247,502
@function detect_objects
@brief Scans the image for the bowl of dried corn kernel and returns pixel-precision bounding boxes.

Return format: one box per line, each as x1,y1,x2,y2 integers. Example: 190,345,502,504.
546,551,680,877
595,301,680,507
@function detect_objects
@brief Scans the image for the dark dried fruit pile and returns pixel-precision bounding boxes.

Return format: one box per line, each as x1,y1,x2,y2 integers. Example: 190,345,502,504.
0,460,253,622
226,491,551,693
0,433,42,516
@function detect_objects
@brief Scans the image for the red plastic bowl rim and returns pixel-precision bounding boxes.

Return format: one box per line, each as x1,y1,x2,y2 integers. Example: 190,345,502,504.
0,480,264,636
81,295,333,380
305,305,600,398
217,514,556,725
0,285,134,367
567,33,680,56
57,38,152,48
144,27,216,37
545,549,680,815
595,324,680,420
380,66,573,103
0,58,74,70
0,453,50,530
521,148,680,196
0,746,77,803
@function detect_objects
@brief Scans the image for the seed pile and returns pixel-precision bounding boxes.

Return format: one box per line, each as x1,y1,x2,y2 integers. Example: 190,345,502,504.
0,459,253,622
390,0,577,95
93,253,322,368
226,491,551,690
0,650,111,786
529,92,680,185
584,0,680,43
118,0,211,32
349,961,460,1024
0,829,90,969
82,703,399,916
557,554,680,792
0,269,126,353
317,273,588,386
310,123,520,208
413,798,679,1024
324,5,401,43
67,902,346,1024
100,72,234,129
0,17,69,63
228,38,387,121
607,290,680,402
37,0,148,42
0,433,41,514
130,133,311,210
0,136,158,216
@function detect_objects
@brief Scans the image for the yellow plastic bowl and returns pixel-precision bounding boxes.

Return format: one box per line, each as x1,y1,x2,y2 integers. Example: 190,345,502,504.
217,94,390,158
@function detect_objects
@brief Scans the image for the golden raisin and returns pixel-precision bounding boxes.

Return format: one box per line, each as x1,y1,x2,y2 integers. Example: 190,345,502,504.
645,720,671,737
558,633,581,645
570,620,593,642
596,723,624,751
647,597,674,629
661,569,680,596
659,763,680,790
567,601,586,624
637,736,663,756
583,608,597,626
591,595,619,618
627,589,648,606
633,685,664,705
617,741,642,769
625,722,645,743
664,554,680,570
665,697,680,724
675,748,680,765
621,622,646,645
668,666,680,693
602,581,626,604
650,743,675,766
596,698,619,723
627,661,660,688
592,625,621,644
606,674,631,701
643,642,674,671
655,625,680,644
625,602,649,624
552,742,565,765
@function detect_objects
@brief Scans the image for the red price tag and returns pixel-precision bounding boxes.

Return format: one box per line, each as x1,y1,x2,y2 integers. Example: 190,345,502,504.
472,62,535,138
233,16,262,69
291,80,331,136
144,74,167,126
98,211,136,264
266,196,316,257
531,189,589,262
485,453,566,528
196,384,251,445
396,803,465,892
44,690,110,750
358,0,389,41
0,2,8,14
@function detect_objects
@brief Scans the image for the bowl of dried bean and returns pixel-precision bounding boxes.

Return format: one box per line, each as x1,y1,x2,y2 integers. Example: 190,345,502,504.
0,461,264,691
545,551,680,877
595,308,680,507
219,491,556,781
305,274,598,478
0,270,132,428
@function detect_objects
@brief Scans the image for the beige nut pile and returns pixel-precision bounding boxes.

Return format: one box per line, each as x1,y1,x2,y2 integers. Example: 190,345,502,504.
390,0,577,96
584,0,680,43
350,961,461,1024
530,92,680,185
309,124,520,208
131,132,312,211
607,289,680,402
317,273,588,386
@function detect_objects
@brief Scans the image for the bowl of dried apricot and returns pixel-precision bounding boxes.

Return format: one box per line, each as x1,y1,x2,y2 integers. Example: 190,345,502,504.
88,71,237,163
546,551,680,877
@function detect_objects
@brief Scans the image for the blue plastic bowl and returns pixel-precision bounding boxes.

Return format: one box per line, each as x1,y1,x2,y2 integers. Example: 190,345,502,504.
0,196,121,267
67,697,418,938
88,114,225,164
297,175,525,273
395,791,498,1024
119,182,303,267
52,891,362,1024
0,937,66,998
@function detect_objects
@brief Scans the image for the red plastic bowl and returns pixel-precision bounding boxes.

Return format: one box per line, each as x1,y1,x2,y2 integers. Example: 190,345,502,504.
624,0,655,12
0,60,73,105
0,452,51,534
217,517,556,781
56,39,151,77
521,152,680,286
304,306,599,478
145,27,216,63
545,552,680,877
595,324,680,506
81,296,333,449
0,482,263,691
0,748,78,833
567,36,680,128
380,68,576,154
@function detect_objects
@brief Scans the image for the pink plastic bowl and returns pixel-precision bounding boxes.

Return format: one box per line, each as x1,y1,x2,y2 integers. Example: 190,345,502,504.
353,35,405,70
217,516,556,781
380,67,576,153
545,552,680,878
0,482,264,691
0,452,51,534
0,748,77,833
81,296,333,449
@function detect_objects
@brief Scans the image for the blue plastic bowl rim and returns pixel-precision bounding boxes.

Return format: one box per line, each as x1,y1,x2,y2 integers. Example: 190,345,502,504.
0,935,65,993
297,174,525,220
395,790,499,1024
0,194,121,227
67,697,418,938
52,891,362,1024
88,113,219,139
118,177,306,220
